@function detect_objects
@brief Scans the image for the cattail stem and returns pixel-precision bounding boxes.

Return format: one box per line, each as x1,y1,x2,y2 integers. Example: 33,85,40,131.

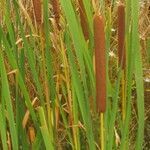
100,113,104,150
121,70,126,121
51,0,60,30
94,14,106,113
118,3,126,70
32,0,42,26
79,0,89,41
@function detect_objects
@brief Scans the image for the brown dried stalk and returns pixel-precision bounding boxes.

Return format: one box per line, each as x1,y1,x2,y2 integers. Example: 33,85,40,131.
79,0,89,41
28,127,35,143
32,0,42,25
118,3,126,70
51,0,60,30
94,14,106,113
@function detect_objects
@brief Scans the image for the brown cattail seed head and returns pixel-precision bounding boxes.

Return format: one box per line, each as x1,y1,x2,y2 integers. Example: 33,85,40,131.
118,3,126,69
32,0,42,25
79,0,89,41
51,0,60,30
94,14,106,113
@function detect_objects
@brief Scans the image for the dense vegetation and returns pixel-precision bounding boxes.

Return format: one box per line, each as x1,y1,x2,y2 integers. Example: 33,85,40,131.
0,0,149,149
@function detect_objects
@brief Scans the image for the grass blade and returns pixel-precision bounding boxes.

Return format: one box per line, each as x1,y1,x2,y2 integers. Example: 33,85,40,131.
0,50,18,150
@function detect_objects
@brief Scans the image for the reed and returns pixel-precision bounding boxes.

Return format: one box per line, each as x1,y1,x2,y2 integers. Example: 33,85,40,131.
0,0,147,149
78,0,89,40
118,3,126,121
94,14,106,113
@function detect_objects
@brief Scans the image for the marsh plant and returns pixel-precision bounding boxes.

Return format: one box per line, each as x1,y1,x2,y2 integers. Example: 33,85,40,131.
0,0,149,149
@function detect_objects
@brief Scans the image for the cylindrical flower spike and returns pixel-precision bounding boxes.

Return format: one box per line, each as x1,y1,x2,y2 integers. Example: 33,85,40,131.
32,0,42,25
51,0,60,30
118,3,126,70
94,14,106,113
79,0,89,41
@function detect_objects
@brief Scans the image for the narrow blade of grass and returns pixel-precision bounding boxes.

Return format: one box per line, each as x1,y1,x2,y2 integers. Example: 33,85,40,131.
0,105,8,150
131,0,145,149
38,107,54,150
0,51,18,150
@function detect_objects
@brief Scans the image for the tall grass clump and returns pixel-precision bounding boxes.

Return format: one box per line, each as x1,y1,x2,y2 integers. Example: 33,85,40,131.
0,0,148,149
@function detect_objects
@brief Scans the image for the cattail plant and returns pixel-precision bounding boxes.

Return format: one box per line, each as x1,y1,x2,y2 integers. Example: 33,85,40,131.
78,0,89,41
0,0,147,149
94,14,106,113
118,3,126,121
32,0,42,26
118,3,126,70
51,0,60,30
